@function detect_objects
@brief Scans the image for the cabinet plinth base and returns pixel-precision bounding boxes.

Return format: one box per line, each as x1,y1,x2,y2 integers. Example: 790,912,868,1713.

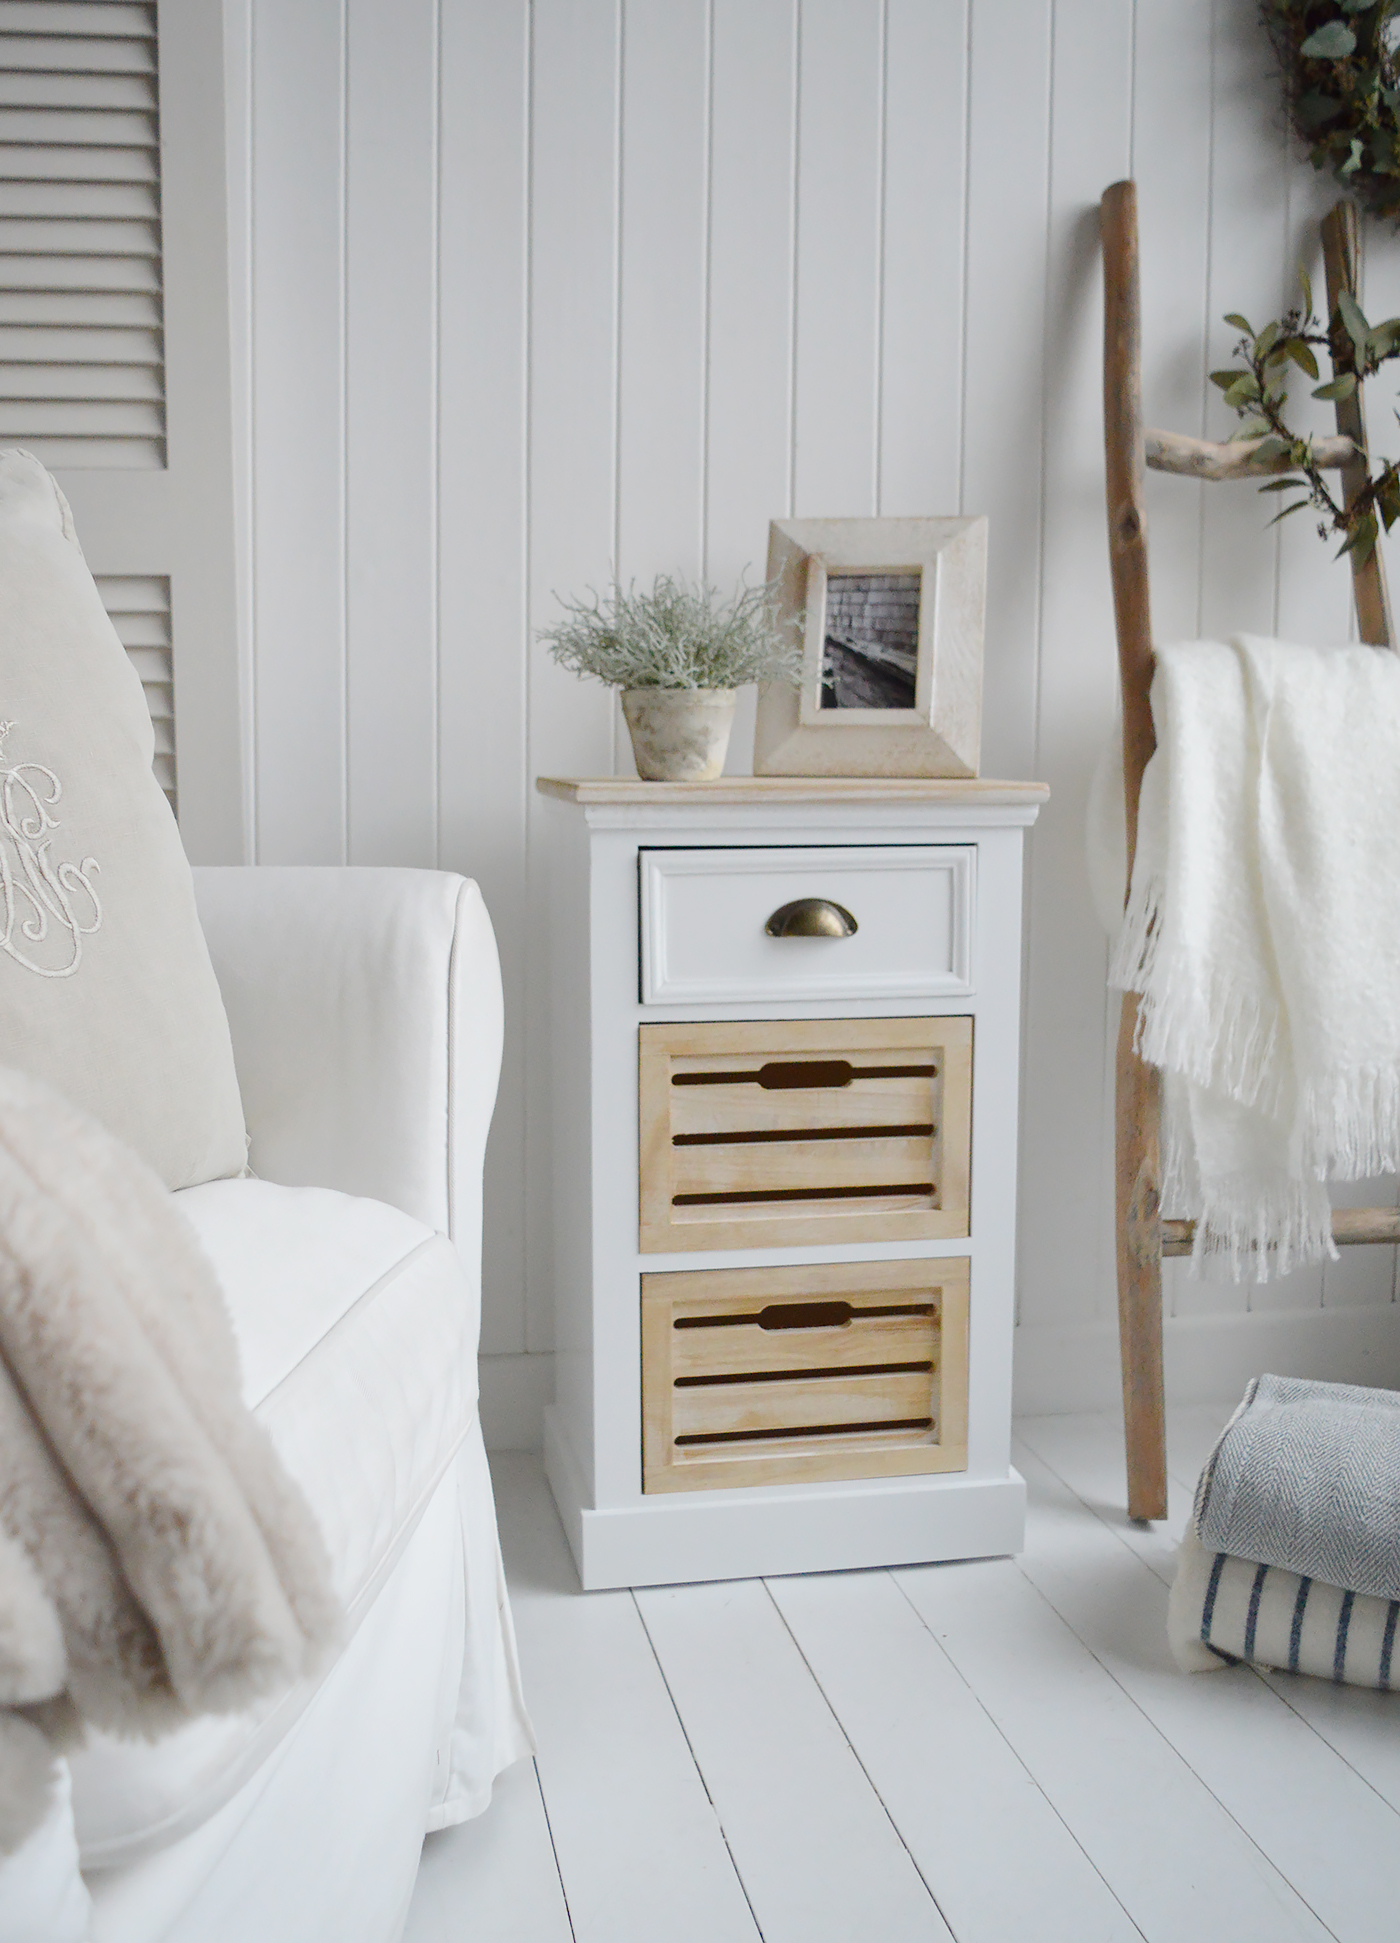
544,1407,1026,1591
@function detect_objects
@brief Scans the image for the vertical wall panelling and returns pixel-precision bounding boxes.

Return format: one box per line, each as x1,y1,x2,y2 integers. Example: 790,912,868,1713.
877,0,968,518
251,0,347,864
1190,0,1312,1320
616,0,709,585
238,0,1400,1434
345,0,439,866
705,0,798,774
438,0,530,1353
1015,0,1132,1332
961,0,1052,783
526,0,623,1353
791,0,884,515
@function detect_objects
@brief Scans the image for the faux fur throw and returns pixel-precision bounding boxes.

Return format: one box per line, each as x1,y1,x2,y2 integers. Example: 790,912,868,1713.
0,1066,340,1856
1110,635,1400,1280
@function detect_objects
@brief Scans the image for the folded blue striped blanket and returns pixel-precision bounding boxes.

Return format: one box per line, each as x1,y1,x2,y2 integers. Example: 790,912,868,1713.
1170,1372,1400,1689
1170,1526,1400,1688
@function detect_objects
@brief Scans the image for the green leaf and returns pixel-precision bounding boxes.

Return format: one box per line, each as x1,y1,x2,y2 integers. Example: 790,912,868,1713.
1256,320,1280,358
1313,372,1359,400
1230,417,1272,440
1224,373,1262,406
1339,288,1371,351
1300,21,1357,57
1267,501,1311,525
1223,313,1254,335
1251,437,1292,463
1284,336,1320,378
1258,473,1305,489
1341,136,1367,176
1209,367,1242,389
1299,265,1314,314
1298,89,1344,127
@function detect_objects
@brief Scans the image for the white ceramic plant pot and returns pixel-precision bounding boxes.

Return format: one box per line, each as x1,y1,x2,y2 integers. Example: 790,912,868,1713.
621,687,737,782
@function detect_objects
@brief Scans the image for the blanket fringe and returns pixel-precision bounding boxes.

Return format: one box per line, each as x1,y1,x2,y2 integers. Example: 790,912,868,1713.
1111,872,1285,1120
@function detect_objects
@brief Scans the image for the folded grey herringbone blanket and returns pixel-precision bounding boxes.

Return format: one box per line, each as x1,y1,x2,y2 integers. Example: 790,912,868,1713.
1194,1373,1400,1601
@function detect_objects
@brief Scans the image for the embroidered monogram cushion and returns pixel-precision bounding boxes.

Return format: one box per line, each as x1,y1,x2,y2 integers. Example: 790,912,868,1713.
0,450,247,1188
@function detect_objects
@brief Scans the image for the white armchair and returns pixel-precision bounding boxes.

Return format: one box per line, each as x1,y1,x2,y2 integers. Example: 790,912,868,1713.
3,868,529,1943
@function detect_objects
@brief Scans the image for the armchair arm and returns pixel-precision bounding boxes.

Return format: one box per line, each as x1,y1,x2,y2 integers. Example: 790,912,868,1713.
190,868,503,1260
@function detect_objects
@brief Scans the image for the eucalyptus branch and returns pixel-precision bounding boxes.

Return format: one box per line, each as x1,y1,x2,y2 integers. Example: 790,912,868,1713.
1214,266,1400,564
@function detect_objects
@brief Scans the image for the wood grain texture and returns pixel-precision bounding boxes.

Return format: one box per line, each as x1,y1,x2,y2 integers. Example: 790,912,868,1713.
1146,428,1358,479
1162,1206,1400,1255
1101,180,1167,1523
639,1017,971,1253
1320,199,1395,650
536,775,1048,804
642,1257,970,1492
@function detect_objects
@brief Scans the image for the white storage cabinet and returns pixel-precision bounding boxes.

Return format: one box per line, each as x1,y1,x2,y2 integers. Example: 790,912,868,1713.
537,776,1046,1590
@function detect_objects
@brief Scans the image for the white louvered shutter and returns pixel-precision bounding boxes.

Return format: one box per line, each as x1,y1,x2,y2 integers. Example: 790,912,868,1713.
0,0,241,859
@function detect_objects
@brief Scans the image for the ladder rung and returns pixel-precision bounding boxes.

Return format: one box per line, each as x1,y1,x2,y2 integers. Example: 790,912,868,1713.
1161,1209,1400,1257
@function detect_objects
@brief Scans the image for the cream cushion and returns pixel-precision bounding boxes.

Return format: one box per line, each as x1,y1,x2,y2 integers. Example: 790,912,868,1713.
0,451,246,1187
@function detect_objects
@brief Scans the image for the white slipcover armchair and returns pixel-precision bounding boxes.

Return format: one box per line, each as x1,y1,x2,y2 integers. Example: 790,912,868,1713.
3,867,531,1943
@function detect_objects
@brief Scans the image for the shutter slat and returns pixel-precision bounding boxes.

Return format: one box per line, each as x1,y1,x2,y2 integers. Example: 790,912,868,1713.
0,107,155,144
0,144,156,182
95,572,174,814
0,396,161,431
0,253,162,291
0,6,154,37
12,433,158,464
0,72,155,111
0,181,158,218
0,216,158,252
0,37,155,76
0,288,159,324
0,362,161,399
0,323,158,360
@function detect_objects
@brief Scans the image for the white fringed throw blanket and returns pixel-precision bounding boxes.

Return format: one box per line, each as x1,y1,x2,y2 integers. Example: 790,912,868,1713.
0,1067,340,1857
1110,635,1400,1279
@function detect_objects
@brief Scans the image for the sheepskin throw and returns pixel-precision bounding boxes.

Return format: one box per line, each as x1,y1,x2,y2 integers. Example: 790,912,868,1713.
0,1066,339,1856
1110,635,1400,1280
0,449,247,1189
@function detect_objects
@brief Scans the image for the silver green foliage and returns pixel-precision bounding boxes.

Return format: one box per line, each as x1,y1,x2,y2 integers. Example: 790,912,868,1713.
538,573,802,691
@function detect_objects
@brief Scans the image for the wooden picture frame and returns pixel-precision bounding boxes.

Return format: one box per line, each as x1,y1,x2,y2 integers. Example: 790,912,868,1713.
754,516,987,777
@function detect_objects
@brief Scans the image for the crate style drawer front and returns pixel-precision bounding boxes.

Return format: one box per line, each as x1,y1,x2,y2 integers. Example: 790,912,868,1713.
639,845,974,1005
642,1258,970,1493
639,1016,972,1252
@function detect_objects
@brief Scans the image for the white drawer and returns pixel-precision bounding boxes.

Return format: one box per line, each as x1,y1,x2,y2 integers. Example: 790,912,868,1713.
639,845,974,1005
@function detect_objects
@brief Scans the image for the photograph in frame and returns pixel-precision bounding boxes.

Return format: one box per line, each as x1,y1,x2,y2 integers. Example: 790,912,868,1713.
754,517,987,777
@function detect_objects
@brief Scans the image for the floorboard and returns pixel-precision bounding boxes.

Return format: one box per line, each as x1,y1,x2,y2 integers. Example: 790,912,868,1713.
636,1577,952,1943
405,1426,1400,1943
892,1552,1330,1941
489,1454,759,1943
1023,1409,1400,1827
402,1759,573,1943
1014,1435,1400,1943
767,1567,1142,1942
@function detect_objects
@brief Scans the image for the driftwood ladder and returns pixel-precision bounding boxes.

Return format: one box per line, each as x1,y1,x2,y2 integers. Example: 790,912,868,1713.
1101,178,1400,1521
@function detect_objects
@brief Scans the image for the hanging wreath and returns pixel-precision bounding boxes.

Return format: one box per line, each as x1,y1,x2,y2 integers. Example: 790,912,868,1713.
1262,2,1400,219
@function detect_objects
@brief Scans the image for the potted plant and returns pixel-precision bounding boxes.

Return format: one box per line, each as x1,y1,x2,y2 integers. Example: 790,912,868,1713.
539,573,801,781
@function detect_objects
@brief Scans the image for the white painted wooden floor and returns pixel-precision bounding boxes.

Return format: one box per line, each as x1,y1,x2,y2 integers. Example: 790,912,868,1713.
403,1411,1400,1943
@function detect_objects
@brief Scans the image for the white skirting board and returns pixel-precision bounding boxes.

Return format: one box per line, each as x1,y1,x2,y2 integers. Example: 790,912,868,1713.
481,1310,1400,1453
1013,1303,1400,1416
542,1407,1026,1591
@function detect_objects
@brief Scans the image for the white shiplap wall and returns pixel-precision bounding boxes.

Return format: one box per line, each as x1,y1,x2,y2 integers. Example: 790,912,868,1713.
227,0,1400,1441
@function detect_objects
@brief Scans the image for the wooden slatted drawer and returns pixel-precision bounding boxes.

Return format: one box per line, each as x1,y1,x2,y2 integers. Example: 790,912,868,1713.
638,1016,972,1251
642,1258,970,1492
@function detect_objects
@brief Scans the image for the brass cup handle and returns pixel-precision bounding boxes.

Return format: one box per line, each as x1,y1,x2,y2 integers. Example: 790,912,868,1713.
764,897,858,939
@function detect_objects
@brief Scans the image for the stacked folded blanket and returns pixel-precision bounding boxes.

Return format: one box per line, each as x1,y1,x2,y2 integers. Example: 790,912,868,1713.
1109,634,1400,1280
1169,1374,1400,1688
0,1066,340,1856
